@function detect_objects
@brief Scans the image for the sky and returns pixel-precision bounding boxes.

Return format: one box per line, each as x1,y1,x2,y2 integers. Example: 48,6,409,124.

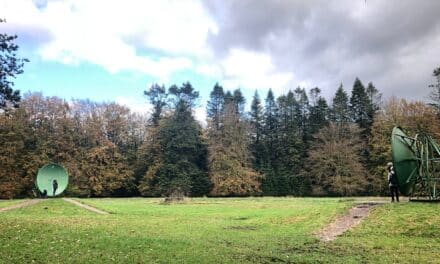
1,0,440,122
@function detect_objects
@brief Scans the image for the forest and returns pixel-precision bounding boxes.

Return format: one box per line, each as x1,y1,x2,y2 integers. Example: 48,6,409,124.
1,74,440,199
1,19,440,199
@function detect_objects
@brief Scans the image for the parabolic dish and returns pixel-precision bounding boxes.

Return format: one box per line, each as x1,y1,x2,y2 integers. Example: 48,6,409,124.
391,127,418,196
36,163,69,197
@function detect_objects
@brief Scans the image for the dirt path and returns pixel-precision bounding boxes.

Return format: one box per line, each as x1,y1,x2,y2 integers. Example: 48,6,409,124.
62,198,109,215
0,199,44,213
316,202,382,242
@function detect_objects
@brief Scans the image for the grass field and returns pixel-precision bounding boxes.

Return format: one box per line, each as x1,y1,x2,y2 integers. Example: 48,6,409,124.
0,199,28,209
0,198,439,263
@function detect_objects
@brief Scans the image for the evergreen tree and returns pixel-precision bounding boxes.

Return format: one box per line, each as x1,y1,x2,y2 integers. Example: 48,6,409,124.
0,19,28,110
207,83,225,130
293,87,310,142
276,91,305,195
364,81,382,167
140,82,210,197
261,89,279,195
350,79,381,174
308,87,329,135
224,91,233,105
428,66,440,115
249,91,264,171
331,84,350,124
144,84,167,126
366,82,381,115
232,89,246,115
349,78,369,130
309,87,321,107
169,82,199,107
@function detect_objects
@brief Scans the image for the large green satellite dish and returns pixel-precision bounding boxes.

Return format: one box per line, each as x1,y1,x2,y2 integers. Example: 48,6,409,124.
391,127,418,196
391,127,440,200
36,163,69,197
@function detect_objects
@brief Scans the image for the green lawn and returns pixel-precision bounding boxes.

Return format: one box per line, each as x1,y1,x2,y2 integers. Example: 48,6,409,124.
0,198,438,263
0,199,28,209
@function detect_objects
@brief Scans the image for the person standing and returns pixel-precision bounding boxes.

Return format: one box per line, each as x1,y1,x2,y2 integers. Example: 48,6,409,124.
387,162,399,202
52,179,58,196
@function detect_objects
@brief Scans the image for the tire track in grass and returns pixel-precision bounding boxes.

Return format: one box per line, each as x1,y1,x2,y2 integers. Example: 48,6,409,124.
0,199,44,213
62,198,109,215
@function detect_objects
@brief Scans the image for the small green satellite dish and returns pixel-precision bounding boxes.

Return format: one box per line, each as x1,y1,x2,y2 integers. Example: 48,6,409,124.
36,163,69,197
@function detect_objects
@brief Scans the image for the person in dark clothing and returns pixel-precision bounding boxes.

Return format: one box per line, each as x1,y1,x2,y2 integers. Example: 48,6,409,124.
41,189,47,198
52,179,58,196
387,162,399,202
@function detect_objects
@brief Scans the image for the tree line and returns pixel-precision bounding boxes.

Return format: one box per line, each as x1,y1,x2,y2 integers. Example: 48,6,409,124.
2,21,440,198
1,74,439,199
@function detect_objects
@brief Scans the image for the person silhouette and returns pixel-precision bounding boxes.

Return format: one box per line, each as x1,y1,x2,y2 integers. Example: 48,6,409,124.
52,179,58,196
387,162,399,202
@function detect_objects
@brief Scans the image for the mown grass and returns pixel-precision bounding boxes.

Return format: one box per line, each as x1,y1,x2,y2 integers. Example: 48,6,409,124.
333,202,440,263
0,197,438,263
0,199,28,209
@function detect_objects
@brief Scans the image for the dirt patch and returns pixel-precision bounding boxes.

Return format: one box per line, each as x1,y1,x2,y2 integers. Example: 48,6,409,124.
0,199,44,213
62,198,109,215
316,203,381,242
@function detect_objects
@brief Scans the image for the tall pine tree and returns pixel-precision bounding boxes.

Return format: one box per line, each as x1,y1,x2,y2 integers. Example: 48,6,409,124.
293,87,310,143
207,83,225,130
140,82,211,197
261,89,280,195
349,78,369,130
144,84,167,126
249,91,265,171
277,91,305,195
331,84,350,124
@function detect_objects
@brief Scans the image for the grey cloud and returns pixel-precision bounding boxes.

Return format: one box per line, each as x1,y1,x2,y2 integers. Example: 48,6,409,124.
203,0,440,101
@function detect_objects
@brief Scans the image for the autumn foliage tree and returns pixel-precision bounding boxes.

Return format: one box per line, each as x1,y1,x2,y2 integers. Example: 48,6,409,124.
208,102,262,196
369,97,440,194
82,142,134,197
0,108,35,198
6,68,440,199
306,123,368,196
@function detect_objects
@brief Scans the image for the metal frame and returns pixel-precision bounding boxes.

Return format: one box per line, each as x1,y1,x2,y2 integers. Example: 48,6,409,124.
395,132,440,201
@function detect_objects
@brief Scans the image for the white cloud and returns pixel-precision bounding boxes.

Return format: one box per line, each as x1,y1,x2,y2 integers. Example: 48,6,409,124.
1,0,217,80
193,106,207,127
1,0,301,97
220,48,294,93
195,64,223,78
115,96,150,115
